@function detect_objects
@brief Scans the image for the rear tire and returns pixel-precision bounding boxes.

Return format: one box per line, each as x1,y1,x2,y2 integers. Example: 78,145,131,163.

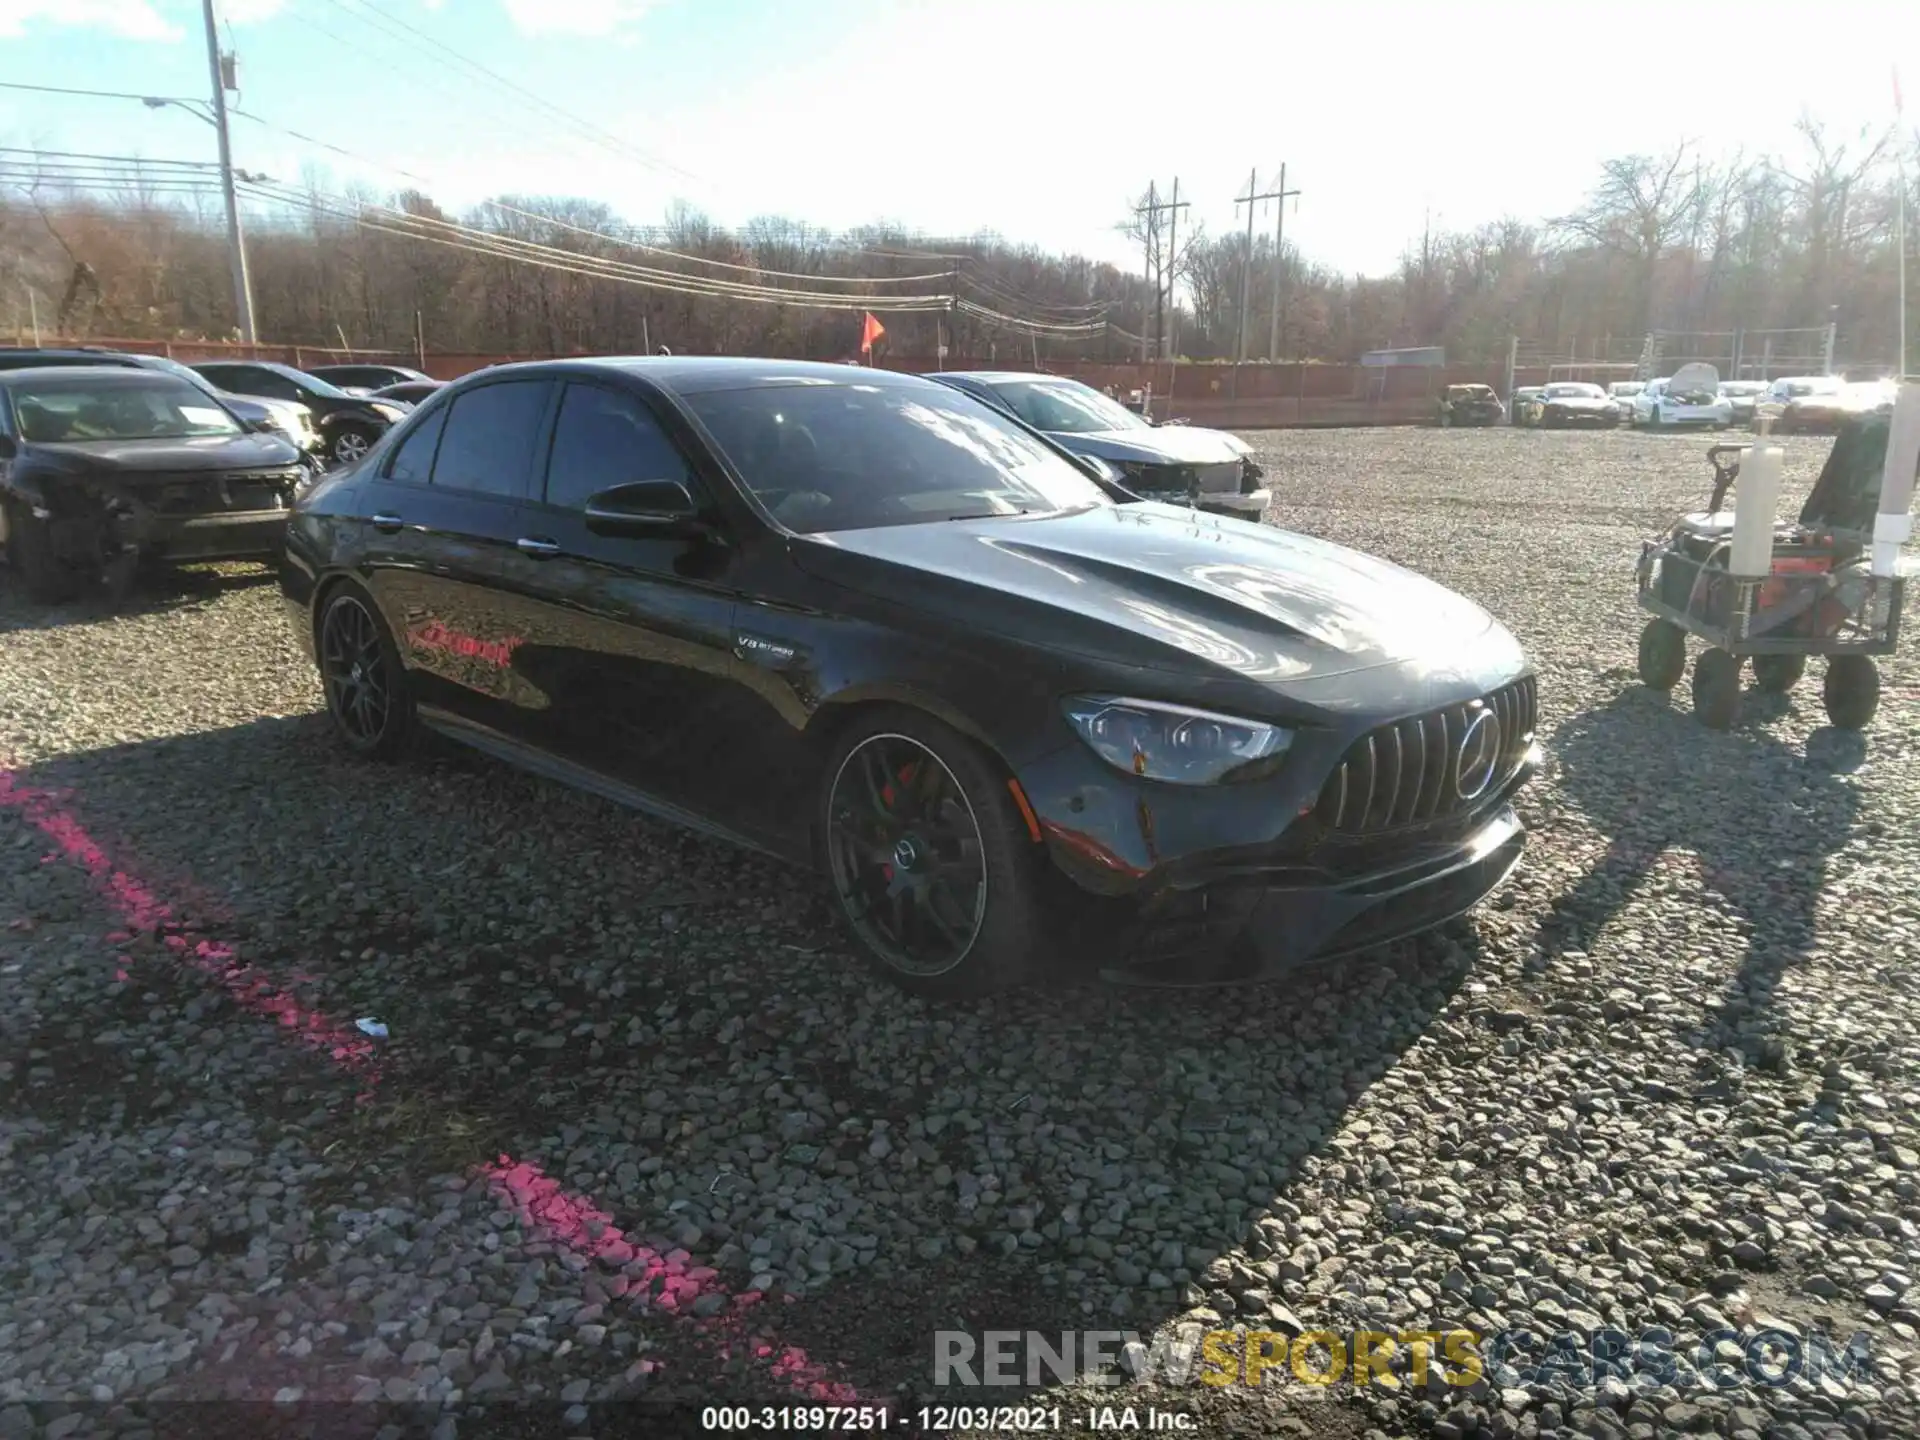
1822,655,1879,729
1751,653,1806,694
1692,648,1743,729
819,707,1050,999
1637,619,1687,690
1,497,81,603
316,582,415,759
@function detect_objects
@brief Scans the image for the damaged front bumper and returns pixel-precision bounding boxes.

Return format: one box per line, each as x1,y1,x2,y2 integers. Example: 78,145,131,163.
1097,802,1527,985
31,470,302,566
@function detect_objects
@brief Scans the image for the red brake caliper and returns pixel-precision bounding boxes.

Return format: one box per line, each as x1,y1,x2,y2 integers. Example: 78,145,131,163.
878,762,916,880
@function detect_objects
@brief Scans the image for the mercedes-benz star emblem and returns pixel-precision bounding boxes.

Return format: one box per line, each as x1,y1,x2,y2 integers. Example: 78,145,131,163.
1453,705,1503,801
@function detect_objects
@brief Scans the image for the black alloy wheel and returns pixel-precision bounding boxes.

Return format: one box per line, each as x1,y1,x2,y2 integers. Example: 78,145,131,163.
821,710,1047,998
318,587,412,757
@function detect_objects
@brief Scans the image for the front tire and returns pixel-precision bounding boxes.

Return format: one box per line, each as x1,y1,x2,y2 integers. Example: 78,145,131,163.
1692,648,1743,729
1637,618,1687,690
316,583,415,759
329,423,378,468
820,708,1049,999
1,497,81,603
1822,655,1879,729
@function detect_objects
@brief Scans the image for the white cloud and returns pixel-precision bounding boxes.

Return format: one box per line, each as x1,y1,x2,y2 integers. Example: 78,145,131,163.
0,0,181,41
500,0,655,37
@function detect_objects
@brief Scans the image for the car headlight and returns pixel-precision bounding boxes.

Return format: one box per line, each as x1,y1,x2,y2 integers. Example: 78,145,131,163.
1062,694,1294,785
369,402,408,422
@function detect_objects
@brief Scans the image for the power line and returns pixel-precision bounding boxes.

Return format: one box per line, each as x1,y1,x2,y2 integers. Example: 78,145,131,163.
241,179,954,312
319,0,695,183
0,80,204,108
0,147,218,171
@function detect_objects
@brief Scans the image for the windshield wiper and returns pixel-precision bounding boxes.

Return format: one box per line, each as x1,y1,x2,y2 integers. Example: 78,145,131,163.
944,508,1033,522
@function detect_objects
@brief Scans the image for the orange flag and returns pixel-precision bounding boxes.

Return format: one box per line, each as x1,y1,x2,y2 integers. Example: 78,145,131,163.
860,311,886,354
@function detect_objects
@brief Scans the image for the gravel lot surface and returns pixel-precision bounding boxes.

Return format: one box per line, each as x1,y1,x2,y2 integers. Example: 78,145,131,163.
2,426,1917,1440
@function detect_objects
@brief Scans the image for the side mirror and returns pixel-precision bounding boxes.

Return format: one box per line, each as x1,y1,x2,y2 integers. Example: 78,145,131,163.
584,479,715,540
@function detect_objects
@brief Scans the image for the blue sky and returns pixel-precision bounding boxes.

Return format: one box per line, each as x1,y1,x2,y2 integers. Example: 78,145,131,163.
2,0,1916,280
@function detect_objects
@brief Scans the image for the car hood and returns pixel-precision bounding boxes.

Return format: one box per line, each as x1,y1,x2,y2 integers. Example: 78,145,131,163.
1051,425,1249,466
25,431,302,475
794,503,1517,698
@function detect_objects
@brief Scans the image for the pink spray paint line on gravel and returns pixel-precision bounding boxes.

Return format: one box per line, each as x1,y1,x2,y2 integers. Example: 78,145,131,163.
0,768,872,1408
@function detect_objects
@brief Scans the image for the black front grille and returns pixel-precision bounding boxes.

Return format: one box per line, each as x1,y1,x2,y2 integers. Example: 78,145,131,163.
1315,677,1537,835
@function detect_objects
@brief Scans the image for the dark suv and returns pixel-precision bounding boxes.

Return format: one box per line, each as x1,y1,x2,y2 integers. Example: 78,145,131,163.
192,361,412,468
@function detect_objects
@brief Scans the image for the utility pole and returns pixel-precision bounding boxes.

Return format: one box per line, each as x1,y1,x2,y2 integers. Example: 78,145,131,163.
1266,164,1300,360
1135,180,1189,363
1139,180,1156,364
202,0,256,345
1164,177,1186,361
1234,168,1288,363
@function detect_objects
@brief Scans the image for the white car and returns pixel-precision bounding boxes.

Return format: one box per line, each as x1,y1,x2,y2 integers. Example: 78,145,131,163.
1632,366,1733,429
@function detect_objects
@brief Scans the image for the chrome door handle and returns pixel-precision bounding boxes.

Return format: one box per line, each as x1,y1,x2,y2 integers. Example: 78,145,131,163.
516,536,560,557
371,512,403,530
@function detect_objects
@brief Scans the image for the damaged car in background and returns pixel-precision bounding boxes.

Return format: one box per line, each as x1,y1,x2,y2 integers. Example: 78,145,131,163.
928,370,1270,519
0,366,309,604
285,357,1537,999
1436,383,1504,427
1535,381,1620,429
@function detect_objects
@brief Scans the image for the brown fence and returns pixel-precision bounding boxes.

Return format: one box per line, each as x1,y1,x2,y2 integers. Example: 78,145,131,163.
10,332,1577,428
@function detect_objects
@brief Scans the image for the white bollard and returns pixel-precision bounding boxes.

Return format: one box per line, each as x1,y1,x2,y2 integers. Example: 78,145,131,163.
1873,383,1920,578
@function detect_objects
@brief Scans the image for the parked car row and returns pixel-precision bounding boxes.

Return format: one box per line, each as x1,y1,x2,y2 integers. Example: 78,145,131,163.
1493,368,1895,435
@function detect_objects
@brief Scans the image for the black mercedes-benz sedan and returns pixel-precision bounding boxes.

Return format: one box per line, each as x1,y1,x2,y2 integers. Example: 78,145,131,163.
2,366,309,603
281,358,1538,996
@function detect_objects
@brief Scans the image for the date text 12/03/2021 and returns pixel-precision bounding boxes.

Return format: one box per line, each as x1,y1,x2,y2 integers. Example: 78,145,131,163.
698,1406,1196,1430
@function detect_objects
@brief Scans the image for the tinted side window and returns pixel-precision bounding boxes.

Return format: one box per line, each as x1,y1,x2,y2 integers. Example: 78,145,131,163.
430,380,552,498
235,368,302,401
542,383,690,511
386,403,449,484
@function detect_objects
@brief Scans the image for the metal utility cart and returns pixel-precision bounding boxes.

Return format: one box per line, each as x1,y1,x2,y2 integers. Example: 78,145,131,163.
1633,402,1913,730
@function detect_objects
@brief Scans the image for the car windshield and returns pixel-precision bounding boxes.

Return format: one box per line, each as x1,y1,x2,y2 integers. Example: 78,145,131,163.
281,367,353,399
986,378,1150,434
686,380,1110,533
1544,384,1603,398
7,375,239,442
1609,383,1642,396
1720,382,1766,395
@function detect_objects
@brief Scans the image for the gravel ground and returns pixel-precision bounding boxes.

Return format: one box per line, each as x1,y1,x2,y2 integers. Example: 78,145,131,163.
1,426,1917,1440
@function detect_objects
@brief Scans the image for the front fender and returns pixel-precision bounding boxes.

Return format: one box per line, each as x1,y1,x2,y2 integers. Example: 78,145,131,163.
0,468,58,512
